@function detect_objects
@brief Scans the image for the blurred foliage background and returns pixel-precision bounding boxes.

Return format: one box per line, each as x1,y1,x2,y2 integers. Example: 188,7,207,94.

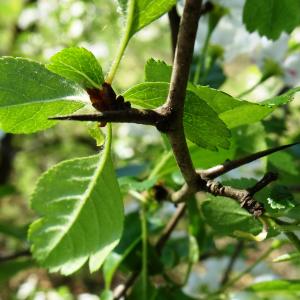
1,0,300,299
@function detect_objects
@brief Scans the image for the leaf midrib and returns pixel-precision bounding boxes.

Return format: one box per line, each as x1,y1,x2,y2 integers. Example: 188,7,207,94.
45,139,111,259
52,59,101,89
0,97,87,108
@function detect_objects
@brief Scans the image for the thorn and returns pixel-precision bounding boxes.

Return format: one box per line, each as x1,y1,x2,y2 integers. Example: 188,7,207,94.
48,114,102,121
201,142,299,179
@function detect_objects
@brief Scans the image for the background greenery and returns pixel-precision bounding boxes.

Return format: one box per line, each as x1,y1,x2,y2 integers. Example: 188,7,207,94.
1,0,300,299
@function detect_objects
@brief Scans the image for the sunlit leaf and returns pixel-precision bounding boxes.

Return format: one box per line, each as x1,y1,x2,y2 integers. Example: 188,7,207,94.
202,195,262,236
0,57,87,133
120,0,176,37
47,47,104,89
29,133,124,275
243,0,300,40
123,82,230,150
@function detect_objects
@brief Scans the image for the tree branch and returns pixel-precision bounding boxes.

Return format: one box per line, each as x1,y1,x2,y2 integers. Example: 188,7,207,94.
0,249,31,263
201,142,299,179
247,172,278,195
204,177,266,216
168,6,180,60
49,108,163,127
162,0,203,191
220,240,244,286
155,203,186,254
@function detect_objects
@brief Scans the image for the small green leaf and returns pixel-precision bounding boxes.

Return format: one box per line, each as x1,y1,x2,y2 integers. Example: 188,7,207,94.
286,206,300,221
144,58,291,129
100,290,114,300
201,195,262,236
87,122,105,147
190,85,274,128
103,252,123,289
121,0,176,37
273,252,300,263
247,280,300,292
47,47,104,89
29,131,124,275
243,0,300,40
267,185,295,210
0,57,86,133
118,177,157,193
268,152,299,175
123,82,230,150
262,87,300,106
145,58,172,82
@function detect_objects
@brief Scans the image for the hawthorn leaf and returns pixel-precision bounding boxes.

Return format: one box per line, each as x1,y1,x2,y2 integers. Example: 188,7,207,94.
118,177,157,193
247,280,300,292
144,59,293,128
268,151,299,175
243,0,300,40
262,87,300,106
189,85,274,128
286,206,300,221
47,47,104,89
0,57,87,133
267,185,295,210
29,133,124,275
145,58,172,82
87,122,105,147
120,0,176,37
201,195,262,236
123,82,230,150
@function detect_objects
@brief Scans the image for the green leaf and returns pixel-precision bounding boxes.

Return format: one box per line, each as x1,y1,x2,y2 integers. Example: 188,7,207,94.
269,151,299,175
100,290,114,300
103,252,123,288
123,82,230,150
145,58,172,82
247,280,300,292
262,87,300,105
243,0,300,40
47,47,104,89
126,0,176,37
201,195,262,236
118,177,157,193
233,123,267,154
0,57,86,134
286,206,300,221
87,122,105,147
273,252,300,263
29,131,124,275
267,185,295,210
152,139,236,179
190,85,273,129
144,59,300,129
